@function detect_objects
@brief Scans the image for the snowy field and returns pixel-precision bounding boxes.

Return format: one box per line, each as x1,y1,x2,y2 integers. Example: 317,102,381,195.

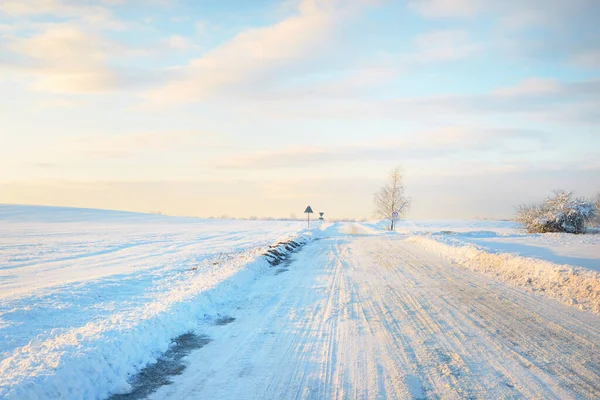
1,206,599,399
0,205,307,399
395,219,599,271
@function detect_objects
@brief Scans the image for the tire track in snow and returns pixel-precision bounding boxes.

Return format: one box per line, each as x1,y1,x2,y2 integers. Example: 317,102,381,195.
376,238,600,399
150,233,600,400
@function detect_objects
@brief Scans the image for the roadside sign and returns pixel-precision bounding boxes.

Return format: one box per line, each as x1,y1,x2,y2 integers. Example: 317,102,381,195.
392,210,399,220
319,212,324,220
305,206,313,228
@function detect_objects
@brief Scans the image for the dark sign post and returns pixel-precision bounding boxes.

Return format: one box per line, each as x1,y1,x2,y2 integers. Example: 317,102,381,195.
304,205,314,228
319,212,324,221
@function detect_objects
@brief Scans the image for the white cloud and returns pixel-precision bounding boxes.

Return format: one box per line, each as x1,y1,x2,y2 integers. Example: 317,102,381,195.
410,0,600,72
215,126,545,169
573,49,600,69
64,130,224,159
7,25,120,93
0,0,123,29
412,29,481,62
146,0,375,104
409,0,482,18
1,0,69,16
194,21,206,36
162,35,193,51
491,78,561,98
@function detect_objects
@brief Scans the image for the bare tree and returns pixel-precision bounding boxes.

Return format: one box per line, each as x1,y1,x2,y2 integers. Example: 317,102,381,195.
374,167,410,231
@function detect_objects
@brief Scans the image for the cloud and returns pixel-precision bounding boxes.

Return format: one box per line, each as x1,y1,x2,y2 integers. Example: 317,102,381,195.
2,23,165,93
6,25,120,93
490,78,562,98
409,0,482,18
410,0,600,72
1,130,225,177
218,28,481,102
162,35,193,51
410,0,600,25
234,76,600,130
573,49,600,69
1,0,80,16
146,0,377,104
390,78,600,126
216,126,546,169
464,78,600,116
0,1,182,94
0,0,123,29
0,0,167,18
64,130,226,159
411,29,481,63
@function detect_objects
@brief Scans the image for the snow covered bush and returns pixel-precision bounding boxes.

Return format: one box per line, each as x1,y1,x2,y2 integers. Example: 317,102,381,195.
592,192,600,227
515,190,596,234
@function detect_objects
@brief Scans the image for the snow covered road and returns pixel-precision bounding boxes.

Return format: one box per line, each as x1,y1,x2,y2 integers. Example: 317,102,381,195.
2,208,599,399
154,230,600,399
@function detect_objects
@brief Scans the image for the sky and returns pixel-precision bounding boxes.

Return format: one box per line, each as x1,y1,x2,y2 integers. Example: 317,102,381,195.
0,0,599,220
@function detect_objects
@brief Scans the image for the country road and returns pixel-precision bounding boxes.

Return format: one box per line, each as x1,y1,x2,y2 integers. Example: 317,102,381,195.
150,230,600,400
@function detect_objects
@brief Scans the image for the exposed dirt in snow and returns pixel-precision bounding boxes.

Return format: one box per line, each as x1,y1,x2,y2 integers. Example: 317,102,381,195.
0,205,311,400
214,316,236,326
109,333,211,400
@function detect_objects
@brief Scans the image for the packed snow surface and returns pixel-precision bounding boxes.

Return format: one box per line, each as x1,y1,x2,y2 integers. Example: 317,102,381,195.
403,220,600,313
153,226,600,399
1,208,599,399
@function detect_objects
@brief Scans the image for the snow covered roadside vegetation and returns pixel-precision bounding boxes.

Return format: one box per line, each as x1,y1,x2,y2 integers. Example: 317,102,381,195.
0,205,311,399
515,190,596,234
408,234,600,314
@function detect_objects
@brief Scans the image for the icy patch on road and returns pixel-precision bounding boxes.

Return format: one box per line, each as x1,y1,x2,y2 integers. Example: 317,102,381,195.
408,236,600,314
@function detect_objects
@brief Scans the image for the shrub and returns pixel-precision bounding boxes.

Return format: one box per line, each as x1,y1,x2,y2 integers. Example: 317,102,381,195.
515,190,596,234
593,192,600,226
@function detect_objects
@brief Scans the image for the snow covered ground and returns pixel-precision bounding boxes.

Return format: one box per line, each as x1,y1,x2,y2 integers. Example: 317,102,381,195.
401,220,600,313
1,207,599,399
150,225,600,399
0,205,308,399
397,220,599,270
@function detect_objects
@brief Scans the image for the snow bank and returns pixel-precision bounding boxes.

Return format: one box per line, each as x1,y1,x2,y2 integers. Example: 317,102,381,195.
408,236,600,314
394,219,518,234
0,235,310,400
447,231,600,271
0,205,311,399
